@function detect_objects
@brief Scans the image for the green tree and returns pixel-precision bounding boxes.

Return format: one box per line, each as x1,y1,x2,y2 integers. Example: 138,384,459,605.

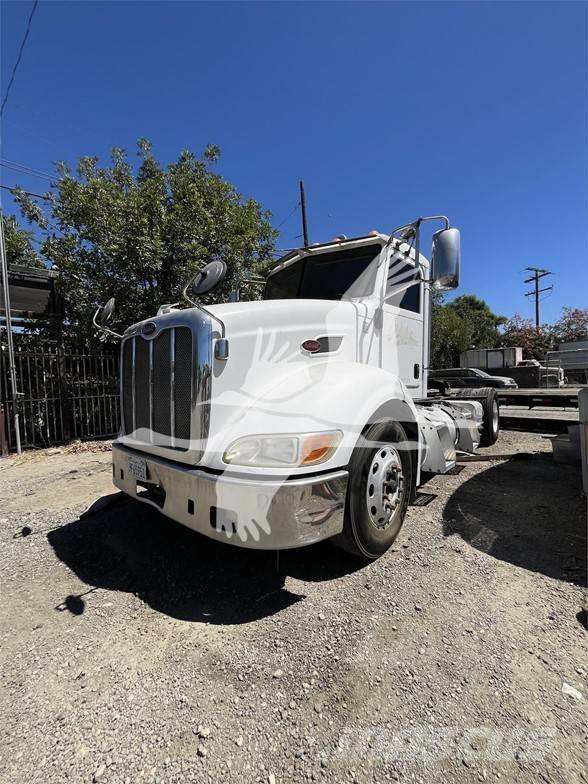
446,295,505,349
13,140,277,341
430,294,505,368
552,307,588,344
430,299,473,368
500,314,553,359
2,214,43,268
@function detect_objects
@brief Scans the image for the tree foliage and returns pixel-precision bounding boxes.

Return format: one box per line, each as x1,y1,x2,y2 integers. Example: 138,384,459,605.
446,295,505,350
430,302,472,368
430,293,504,368
500,307,588,359
500,314,553,360
2,214,43,268
13,140,277,341
551,307,588,345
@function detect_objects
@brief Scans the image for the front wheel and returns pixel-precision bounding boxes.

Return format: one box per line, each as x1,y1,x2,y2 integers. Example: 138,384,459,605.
332,420,412,560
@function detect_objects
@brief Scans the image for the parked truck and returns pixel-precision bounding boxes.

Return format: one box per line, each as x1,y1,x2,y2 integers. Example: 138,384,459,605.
460,348,564,388
547,341,588,385
95,216,500,560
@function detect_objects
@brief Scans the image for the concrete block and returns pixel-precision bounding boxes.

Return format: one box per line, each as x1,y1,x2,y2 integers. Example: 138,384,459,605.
552,434,581,466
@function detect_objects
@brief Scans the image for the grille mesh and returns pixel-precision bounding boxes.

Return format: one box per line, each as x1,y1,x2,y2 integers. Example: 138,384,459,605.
134,338,150,431
120,326,194,450
122,339,133,434
152,331,172,440
174,328,193,442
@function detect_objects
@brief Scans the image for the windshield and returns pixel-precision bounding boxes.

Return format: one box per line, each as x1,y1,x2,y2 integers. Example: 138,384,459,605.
264,243,382,301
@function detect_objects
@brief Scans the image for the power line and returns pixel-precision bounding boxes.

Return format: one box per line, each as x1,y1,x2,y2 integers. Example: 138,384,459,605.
0,158,54,182
1,157,52,178
1,0,40,116
0,183,51,200
275,201,301,230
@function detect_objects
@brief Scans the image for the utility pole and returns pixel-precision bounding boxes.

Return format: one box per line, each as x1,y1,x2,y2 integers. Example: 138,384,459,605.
299,180,309,247
524,267,553,329
0,205,22,453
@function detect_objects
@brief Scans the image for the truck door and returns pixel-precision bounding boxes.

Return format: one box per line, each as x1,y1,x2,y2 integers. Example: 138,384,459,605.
380,261,424,398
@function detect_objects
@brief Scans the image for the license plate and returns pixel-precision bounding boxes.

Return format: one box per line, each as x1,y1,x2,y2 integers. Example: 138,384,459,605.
128,456,147,482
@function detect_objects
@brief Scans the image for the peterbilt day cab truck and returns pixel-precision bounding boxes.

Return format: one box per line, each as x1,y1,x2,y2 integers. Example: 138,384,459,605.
96,216,499,560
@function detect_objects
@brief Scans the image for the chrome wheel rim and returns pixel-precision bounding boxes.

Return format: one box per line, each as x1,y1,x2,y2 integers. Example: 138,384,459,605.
366,446,405,530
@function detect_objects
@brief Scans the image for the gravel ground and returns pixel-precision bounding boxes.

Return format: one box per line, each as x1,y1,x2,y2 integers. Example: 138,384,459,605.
0,429,586,784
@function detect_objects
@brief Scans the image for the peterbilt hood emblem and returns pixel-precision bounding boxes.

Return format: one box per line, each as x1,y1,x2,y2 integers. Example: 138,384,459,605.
142,322,157,336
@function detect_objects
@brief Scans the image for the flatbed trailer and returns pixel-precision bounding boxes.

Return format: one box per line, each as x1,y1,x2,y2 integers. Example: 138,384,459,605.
496,387,584,409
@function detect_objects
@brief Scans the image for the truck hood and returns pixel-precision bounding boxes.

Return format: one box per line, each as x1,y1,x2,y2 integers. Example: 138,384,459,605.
203,298,362,439
207,298,361,341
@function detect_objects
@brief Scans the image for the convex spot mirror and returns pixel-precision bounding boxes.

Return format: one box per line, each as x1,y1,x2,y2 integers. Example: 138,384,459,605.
432,228,460,290
98,297,116,325
189,260,227,297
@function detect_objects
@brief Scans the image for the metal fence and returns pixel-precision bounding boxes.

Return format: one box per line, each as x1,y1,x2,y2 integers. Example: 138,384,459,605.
0,339,120,453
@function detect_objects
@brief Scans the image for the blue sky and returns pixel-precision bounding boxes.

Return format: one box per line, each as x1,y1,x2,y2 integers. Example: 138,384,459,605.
1,0,586,324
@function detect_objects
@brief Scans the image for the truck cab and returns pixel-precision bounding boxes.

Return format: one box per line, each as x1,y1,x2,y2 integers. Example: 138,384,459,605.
263,234,429,398
106,217,496,559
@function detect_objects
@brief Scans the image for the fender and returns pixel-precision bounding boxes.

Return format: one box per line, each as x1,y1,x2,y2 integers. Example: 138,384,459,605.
205,359,420,484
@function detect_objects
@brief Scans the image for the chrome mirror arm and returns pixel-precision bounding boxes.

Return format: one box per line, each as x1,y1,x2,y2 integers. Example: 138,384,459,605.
181,282,226,340
92,307,123,339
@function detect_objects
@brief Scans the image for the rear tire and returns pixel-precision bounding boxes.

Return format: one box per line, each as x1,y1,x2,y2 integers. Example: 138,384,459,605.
478,388,499,446
332,420,412,560
450,387,499,446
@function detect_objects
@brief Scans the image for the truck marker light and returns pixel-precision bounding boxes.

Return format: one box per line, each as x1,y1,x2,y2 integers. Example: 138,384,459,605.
300,432,342,466
302,339,321,353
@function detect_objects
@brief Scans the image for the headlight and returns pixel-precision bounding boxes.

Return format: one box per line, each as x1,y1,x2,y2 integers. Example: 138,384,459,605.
223,431,342,468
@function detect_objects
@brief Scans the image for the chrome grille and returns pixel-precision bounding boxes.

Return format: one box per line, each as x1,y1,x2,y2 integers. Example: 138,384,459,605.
121,326,193,451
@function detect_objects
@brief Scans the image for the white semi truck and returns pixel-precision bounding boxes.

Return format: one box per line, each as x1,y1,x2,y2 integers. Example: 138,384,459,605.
95,216,500,560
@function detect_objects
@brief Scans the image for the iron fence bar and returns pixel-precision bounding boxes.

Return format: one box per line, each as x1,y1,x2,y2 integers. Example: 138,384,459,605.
1,340,119,453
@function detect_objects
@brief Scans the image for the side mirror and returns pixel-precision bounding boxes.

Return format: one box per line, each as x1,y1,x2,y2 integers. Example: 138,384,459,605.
188,260,227,298
93,297,122,338
98,297,116,325
432,228,460,290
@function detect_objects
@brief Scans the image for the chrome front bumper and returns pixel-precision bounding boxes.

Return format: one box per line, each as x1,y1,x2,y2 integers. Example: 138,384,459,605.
112,443,348,550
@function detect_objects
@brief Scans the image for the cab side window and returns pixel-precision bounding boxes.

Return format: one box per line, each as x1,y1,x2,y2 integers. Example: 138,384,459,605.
386,254,421,314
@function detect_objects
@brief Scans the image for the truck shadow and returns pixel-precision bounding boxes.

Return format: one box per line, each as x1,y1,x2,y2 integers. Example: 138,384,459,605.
47,499,363,623
442,453,587,586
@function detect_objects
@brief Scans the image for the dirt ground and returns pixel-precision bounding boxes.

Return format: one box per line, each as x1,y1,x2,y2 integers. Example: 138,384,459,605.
0,426,586,784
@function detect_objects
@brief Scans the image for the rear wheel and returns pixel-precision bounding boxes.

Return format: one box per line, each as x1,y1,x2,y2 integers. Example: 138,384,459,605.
332,420,412,559
471,387,499,446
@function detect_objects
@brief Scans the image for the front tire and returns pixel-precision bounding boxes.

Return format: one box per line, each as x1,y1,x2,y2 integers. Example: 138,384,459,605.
333,420,412,560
